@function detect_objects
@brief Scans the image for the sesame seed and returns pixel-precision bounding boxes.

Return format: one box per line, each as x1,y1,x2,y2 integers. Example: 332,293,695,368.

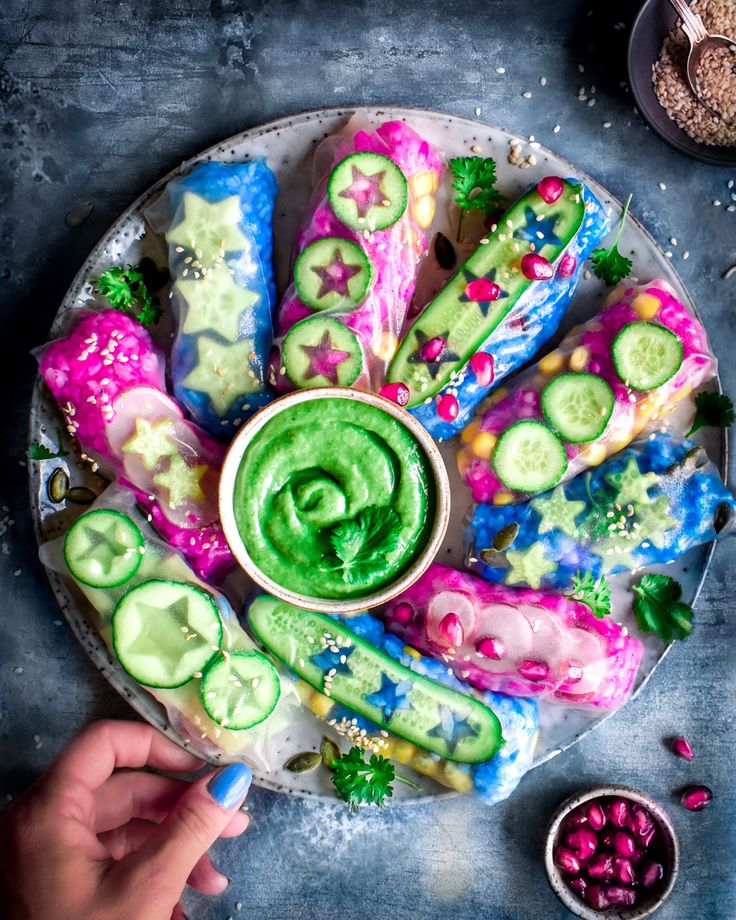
683,251,690,259
602,121,611,128
587,98,596,107
522,91,532,99
664,251,673,258
553,124,561,133
658,182,667,190
713,199,722,206
474,106,481,116
471,144,481,153
729,179,734,189
578,63,585,72
496,66,505,74
728,205,736,212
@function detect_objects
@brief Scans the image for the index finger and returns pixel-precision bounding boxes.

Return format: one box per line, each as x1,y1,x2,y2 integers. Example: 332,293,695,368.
48,720,204,793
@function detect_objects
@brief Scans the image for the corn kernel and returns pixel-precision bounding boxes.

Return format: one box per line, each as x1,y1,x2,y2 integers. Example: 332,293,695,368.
309,693,334,719
440,763,475,793
493,491,515,505
569,346,589,372
581,443,607,466
393,740,417,763
631,292,661,320
538,349,565,375
461,419,480,443
471,431,498,460
375,331,398,362
413,194,436,229
403,645,422,660
411,171,435,198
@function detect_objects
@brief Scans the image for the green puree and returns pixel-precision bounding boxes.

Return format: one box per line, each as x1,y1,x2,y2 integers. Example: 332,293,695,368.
233,398,435,600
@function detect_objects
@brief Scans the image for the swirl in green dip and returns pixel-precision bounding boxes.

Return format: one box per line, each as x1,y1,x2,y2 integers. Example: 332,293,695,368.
233,397,435,600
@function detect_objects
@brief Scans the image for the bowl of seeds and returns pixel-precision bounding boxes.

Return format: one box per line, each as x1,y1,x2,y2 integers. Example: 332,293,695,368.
629,0,736,165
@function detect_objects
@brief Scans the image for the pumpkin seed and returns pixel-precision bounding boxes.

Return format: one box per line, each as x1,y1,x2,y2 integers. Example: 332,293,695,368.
64,201,93,228
492,522,519,551
714,500,733,534
47,468,69,504
283,751,322,773
479,548,510,568
66,486,97,505
434,232,456,269
320,736,340,769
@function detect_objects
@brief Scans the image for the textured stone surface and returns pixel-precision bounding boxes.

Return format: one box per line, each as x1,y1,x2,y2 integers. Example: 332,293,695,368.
1,1,734,918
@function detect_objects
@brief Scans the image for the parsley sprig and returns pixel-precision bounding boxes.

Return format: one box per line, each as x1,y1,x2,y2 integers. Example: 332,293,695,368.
687,391,735,437
449,156,502,241
96,264,161,326
320,506,402,584
566,570,612,619
27,427,69,460
329,746,419,812
632,573,693,642
590,193,633,286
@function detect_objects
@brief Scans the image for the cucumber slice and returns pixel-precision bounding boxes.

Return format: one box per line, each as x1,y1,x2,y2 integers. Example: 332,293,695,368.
541,373,615,443
387,180,586,408
64,510,144,589
327,152,408,231
282,316,363,388
200,651,280,730
492,420,568,493
112,579,222,689
248,595,504,764
612,321,683,391
294,237,371,311
165,192,248,262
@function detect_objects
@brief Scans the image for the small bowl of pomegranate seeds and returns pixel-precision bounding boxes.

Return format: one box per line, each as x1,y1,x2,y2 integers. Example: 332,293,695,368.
544,785,679,918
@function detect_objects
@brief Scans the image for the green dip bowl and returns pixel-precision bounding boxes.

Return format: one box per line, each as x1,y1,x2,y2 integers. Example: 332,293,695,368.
219,387,450,614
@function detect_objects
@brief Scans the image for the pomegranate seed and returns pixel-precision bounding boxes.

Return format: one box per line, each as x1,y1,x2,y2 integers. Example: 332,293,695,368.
469,351,494,387
565,662,584,684
628,804,654,837
587,802,607,831
465,278,501,303
537,175,564,204
600,831,616,850
569,876,587,895
585,884,611,911
476,636,505,660
518,659,550,682
639,860,664,888
556,252,577,278
520,252,554,280
436,394,459,422
554,847,581,875
605,885,636,907
612,830,635,858
392,602,413,626
613,856,636,885
419,336,446,362
630,847,645,865
379,382,410,406
672,736,695,760
639,825,656,848
438,612,464,647
680,785,713,811
608,798,629,828
565,828,598,861
587,853,614,880
565,807,590,830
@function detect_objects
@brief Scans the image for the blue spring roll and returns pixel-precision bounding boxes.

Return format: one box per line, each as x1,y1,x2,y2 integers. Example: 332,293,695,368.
146,160,278,438
387,178,609,441
466,431,736,591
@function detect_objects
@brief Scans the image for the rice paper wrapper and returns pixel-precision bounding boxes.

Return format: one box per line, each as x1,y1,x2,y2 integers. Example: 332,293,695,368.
39,485,299,772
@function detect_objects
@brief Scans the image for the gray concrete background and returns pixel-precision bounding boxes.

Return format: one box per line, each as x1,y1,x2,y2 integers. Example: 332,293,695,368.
1,1,734,918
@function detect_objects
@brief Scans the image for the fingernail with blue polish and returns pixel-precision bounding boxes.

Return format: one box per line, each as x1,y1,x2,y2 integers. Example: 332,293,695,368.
207,763,252,809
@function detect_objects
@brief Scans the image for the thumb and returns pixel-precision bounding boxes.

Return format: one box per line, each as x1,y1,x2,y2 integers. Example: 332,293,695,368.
109,763,252,906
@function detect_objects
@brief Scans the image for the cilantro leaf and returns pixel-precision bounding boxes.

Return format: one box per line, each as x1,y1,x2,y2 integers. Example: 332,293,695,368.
329,746,419,812
450,156,502,240
96,264,161,326
590,193,633,286
567,570,612,619
632,573,693,642
27,427,68,461
687,391,735,437
321,505,402,584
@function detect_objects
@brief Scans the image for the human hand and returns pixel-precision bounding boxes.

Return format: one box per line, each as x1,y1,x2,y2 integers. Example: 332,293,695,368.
0,719,253,920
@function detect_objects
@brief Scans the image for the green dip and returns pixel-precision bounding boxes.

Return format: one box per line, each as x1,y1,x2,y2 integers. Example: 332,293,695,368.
233,397,435,600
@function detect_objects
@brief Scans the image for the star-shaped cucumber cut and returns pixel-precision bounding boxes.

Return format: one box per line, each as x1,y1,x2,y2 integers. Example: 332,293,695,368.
166,192,248,261
514,206,563,249
365,673,414,722
182,336,261,415
406,329,460,380
458,267,509,318
179,264,257,340
634,496,676,549
504,542,557,589
428,705,480,756
599,535,638,572
312,250,363,300
605,458,659,507
531,488,587,537
122,418,178,471
301,331,352,385
78,523,136,575
311,644,355,676
153,454,207,510
338,166,387,218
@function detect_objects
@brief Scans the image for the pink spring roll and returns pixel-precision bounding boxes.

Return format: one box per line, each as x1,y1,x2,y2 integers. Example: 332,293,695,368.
384,564,644,710
37,309,233,581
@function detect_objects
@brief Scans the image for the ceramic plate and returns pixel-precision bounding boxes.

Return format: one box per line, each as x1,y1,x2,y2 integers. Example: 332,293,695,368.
28,106,726,803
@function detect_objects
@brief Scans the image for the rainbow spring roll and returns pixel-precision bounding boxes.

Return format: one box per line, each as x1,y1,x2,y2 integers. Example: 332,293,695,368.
384,565,644,710
37,309,233,581
465,430,735,591
39,486,300,770
458,280,716,504
145,160,278,438
386,175,609,440
270,118,442,393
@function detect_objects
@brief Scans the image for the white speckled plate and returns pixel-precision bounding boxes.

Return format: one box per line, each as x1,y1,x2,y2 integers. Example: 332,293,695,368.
29,106,726,804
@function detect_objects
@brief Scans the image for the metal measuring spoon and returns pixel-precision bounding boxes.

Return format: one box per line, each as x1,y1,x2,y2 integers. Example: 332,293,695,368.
668,0,736,122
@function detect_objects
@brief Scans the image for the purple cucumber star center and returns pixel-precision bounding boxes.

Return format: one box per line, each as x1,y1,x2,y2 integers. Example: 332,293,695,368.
300,331,352,384
338,166,387,218
311,249,363,300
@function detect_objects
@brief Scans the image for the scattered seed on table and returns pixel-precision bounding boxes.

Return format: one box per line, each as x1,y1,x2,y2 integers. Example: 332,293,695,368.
664,251,673,258
578,63,585,72
591,85,597,94
540,76,547,86
13,569,20,576
584,269,592,280
475,107,481,116
53,619,62,626
496,66,505,74
659,182,667,190
723,265,736,279
731,192,736,200
553,124,561,133
669,237,678,245
471,145,481,153
588,98,596,107
14,667,23,674
714,199,722,206
603,121,612,128
727,205,736,212
522,91,532,98
683,251,690,259
729,179,734,189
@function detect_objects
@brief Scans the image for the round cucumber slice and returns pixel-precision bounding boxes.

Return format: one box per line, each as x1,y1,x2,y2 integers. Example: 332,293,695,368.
612,321,683,391
200,651,280,730
327,152,408,231
492,420,568,493
282,316,363,388
294,237,371,311
112,579,222,689
64,509,144,589
541,373,615,443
